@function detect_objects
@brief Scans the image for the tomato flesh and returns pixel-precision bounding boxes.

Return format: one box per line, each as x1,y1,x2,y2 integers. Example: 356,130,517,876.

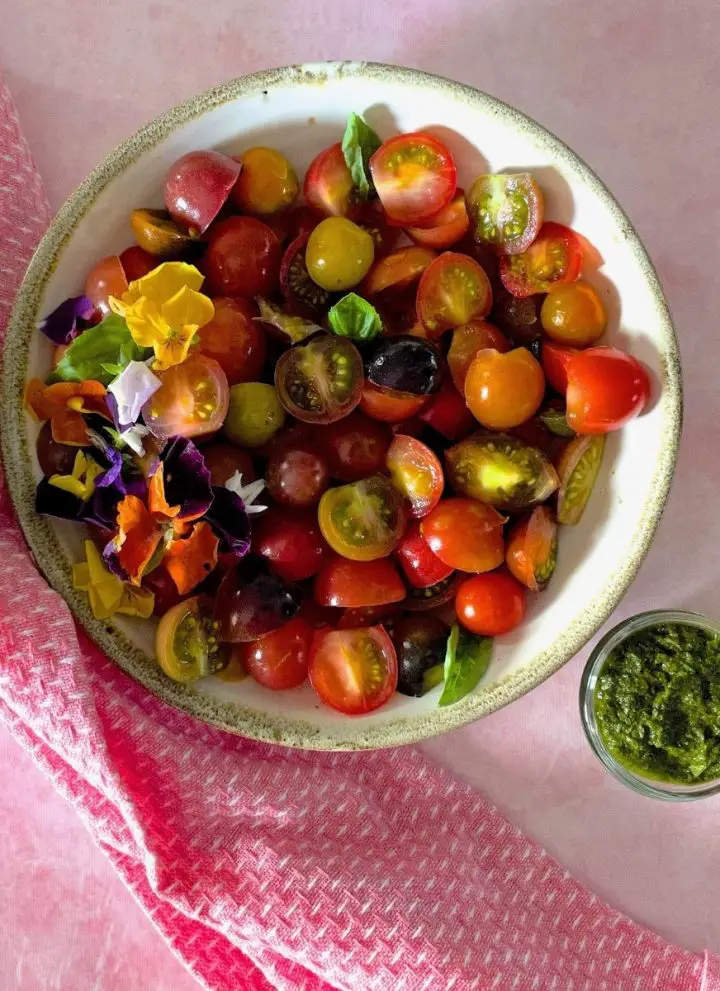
142,354,229,440
314,556,406,608
565,346,650,434
275,333,364,424
500,222,583,297
371,132,456,225
416,252,493,339
455,573,526,636
421,498,505,573
308,625,398,714
318,474,406,561
361,246,437,299
467,173,544,254
506,506,558,591
386,434,443,519
241,617,311,690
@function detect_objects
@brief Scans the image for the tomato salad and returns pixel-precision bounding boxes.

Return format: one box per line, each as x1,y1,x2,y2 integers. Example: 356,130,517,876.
26,113,651,715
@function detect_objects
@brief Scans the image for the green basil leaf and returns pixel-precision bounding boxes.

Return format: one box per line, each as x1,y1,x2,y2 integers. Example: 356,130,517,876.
539,408,575,438
327,293,382,342
438,624,492,706
341,112,381,199
48,314,149,386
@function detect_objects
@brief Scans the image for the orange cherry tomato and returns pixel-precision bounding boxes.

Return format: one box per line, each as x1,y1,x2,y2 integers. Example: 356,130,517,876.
406,190,470,249
540,281,607,347
84,255,128,314
506,506,558,591
130,209,195,257
421,498,505,573
455,572,526,636
318,475,407,562
465,348,545,429
196,297,267,385
370,132,457,225
303,142,354,217
386,434,443,519
360,246,437,299
447,320,510,393
308,625,398,714
416,252,493,339
565,346,650,434
314,556,406,608
541,341,580,394
240,617,312,689
500,222,583,298
360,383,430,424
142,354,229,440
232,146,299,215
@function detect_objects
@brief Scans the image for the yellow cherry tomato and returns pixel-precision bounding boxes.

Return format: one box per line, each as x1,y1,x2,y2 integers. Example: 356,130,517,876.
540,281,607,346
232,147,299,215
224,382,285,447
306,217,375,291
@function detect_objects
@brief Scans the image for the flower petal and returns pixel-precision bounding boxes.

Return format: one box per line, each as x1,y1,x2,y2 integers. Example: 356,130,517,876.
156,437,213,521
148,465,181,519
38,295,95,346
160,285,214,331
50,409,91,446
35,477,85,522
134,262,205,306
205,486,251,558
108,360,161,427
151,326,195,371
164,521,219,594
124,296,167,348
115,584,155,618
112,494,163,584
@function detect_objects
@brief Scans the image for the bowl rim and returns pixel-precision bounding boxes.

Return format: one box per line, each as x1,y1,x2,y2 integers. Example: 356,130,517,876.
0,60,683,750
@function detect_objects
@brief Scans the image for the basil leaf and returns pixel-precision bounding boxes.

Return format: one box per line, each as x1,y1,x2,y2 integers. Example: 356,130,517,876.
49,314,149,386
341,112,381,199
328,293,382,342
539,408,575,438
438,624,492,706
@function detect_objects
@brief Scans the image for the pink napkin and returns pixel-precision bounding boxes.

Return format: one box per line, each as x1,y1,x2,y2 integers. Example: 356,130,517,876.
1,73,717,991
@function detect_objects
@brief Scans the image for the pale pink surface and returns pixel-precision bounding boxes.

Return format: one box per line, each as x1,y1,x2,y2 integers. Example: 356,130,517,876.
1,1,720,988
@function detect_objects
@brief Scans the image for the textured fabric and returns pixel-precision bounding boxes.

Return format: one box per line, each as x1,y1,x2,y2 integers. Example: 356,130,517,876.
1,72,718,991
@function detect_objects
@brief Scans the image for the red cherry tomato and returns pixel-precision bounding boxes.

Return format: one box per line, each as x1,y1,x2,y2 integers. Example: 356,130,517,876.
541,341,580,394
119,245,156,281
337,604,400,629
201,443,256,485
447,320,510,393
164,150,241,235
416,252,493,339
500,222,583,298
360,382,430,423
280,232,332,316
418,378,476,441
360,245,437,300
196,297,266,385
84,255,129,314
303,142,354,217
386,434,443,519
240,617,312,690
202,216,282,297
421,499,505,573
252,506,331,582
321,411,392,481
370,133,457,225
565,346,650,434
142,354,229,440
308,625,398,714
314,556,406,608
406,191,470,249
455,572,526,636
394,520,454,589
265,444,330,507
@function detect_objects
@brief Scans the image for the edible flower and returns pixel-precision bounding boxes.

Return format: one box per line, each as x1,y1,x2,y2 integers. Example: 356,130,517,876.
38,295,95,346
120,423,150,457
72,540,154,620
224,472,268,515
49,450,104,501
108,360,161,427
205,486,251,558
149,437,213,521
109,262,214,371
25,379,109,445
164,521,219,595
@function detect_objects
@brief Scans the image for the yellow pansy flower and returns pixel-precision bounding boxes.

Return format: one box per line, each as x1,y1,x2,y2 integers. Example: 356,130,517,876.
49,451,104,501
72,540,155,620
109,262,214,371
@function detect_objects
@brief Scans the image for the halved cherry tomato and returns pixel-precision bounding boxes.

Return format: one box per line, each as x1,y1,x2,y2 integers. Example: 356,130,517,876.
421,499,505,573
337,604,400,629
265,444,330,507
84,255,128,314
351,200,401,258
314,556,406,608
455,572,526,636
467,173,544,255
386,434,443,519
309,624,398,714
201,443,256,486
541,341,580,394
360,382,430,423
394,520,454,589
556,435,606,525
280,232,332,315
500,222,583,297
156,597,226,683
202,216,282,297
360,246,437,299
447,320,509,393
565,346,650,434
418,378,476,441
465,348,545,430
240,617,311,690
142,354,229,440
506,506,558,591
318,474,406,561
196,297,266,385
406,190,470,249
370,132,456,225
321,411,392,482
392,614,449,696
231,146,299,215
303,142,354,217
445,432,558,511
253,506,332,582
404,572,462,612
416,252,493,339
130,208,195,257
119,245,157,281
275,333,364,424
540,281,607,347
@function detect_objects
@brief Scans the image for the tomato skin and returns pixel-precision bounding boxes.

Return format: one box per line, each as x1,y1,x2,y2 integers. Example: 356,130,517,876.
252,507,332,582
360,245,437,299
541,341,580,394
360,383,430,423
85,255,129,314
465,348,545,430
448,320,509,393
303,142,354,217
506,506,558,591
416,252,493,339
370,132,457,225
231,146,299,215
386,434,444,519
337,603,400,629
164,150,241,235
196,297,267,385
455,573,526,636
240,617,311,690
394,520,454,589
318,474,407,562
201,443,256,486
119,245,157,281
306,216,375,291
308,625,398,714
406,191,470,249
540,282,607,347
421,499,505,573
143,565,186,617
265,444,330,507
142,354,229,440
565,346,650,434
321,411,392,482
314,556,406,608
418,378,476,441
500,222,583,298
202,216,282,297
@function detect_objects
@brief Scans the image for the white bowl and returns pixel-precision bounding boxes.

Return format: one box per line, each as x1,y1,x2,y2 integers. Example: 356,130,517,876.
1,62,681,749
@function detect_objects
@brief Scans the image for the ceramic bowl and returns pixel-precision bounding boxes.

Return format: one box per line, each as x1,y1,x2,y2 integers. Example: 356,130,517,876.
1,62,681,749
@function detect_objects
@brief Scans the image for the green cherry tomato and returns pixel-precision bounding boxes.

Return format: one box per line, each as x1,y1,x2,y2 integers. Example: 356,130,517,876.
224,382,285,448
306,217,375,291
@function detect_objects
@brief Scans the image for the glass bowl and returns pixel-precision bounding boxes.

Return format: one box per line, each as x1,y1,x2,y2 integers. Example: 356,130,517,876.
580,609,720,801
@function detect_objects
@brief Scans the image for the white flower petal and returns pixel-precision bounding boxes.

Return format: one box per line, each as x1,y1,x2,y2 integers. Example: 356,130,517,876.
108,361,162,427
224,472,268,514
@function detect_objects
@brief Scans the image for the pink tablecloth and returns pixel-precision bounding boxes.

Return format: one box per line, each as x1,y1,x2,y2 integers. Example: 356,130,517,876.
2,1,720,988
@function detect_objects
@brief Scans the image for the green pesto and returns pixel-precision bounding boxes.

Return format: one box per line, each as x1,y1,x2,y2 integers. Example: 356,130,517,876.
595,623,720,784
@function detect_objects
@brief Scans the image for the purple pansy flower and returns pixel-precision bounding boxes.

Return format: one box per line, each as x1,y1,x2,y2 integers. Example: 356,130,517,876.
38,295,95,346
155,437,213,520
205,486,251,558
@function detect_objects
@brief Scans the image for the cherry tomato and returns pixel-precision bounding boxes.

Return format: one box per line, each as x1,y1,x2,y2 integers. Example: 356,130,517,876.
201,442,256,486
404,572,462,612
467,173,544,254
386,434,443,519
298,598,343,630
540,281,607,347
280,233,331,315
556,434,606,525
143,565,185,617
318,474,406,561
418,378,476,441
84,255,128,314
119,245,156,281
240,617,312,690
391,614,449,696
541,341,580,394
253,420,317,462
306,217,375,291
465,348,545,430
406,190,470,249
252,506,331,582
394,520,454,589
566,346,650,434
215,563,302,642
314,556,406,608
196,297,266,385
156,597,226,683
491,286,543,345
308,625,398,714
275,333,364,424
321,411,391,481
231,146,299,215
351,199,401,258
35,421,77,477
337,604,400,629
448,320,509,393
265,444,330,507
421,498,505,573
202,216,282,297
304,142,354,217
416,252,493,339
360,246,436,299
506,506,558,591
370,133,457,225
445,432,559,511
360,382,430,423
164,150,241,235
455,573,526,636
142,354,229,440
130,208,195,257
364,336,442,398
224,382,285,447
500,222,583,298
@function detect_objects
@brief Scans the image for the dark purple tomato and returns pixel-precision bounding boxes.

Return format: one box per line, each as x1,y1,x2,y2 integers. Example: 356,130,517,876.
364,336,442,397
35,421,79,476
214,561,302,642
391,614,449,696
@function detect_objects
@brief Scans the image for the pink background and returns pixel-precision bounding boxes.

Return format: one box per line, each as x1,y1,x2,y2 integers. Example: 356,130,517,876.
2,1,720,987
